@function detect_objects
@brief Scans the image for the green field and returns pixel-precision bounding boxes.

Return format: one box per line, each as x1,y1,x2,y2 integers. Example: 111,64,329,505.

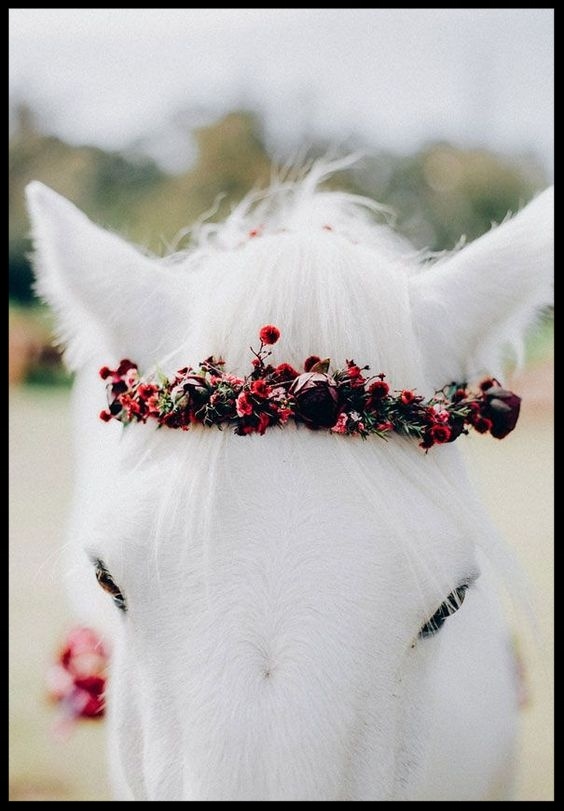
9,382,553,801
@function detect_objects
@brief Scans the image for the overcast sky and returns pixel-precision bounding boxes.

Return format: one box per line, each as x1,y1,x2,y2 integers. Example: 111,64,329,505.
9,8,554,176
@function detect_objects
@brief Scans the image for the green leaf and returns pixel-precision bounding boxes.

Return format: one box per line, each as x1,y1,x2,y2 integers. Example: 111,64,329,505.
309,357,331,373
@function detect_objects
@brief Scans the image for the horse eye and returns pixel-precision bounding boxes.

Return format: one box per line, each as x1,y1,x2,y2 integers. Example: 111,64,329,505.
93,558,127,612
418,585,468,639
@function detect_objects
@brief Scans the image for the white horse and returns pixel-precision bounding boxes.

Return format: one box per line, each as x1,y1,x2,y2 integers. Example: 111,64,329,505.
26,163,553,801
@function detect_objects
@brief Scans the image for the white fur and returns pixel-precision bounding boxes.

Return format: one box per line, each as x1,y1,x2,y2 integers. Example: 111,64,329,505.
26,163,553,801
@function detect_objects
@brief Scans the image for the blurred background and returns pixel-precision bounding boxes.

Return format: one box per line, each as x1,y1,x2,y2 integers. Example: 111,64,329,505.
9,8,553,801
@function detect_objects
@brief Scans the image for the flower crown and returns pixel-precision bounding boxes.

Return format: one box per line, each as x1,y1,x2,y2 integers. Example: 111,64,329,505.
99,325,521,451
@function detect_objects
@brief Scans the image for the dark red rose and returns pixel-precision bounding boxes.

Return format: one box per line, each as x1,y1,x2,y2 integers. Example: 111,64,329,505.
480,378,497,392
368,380,389,399
304,355,321,372
111,379,128,396
116,359,137,376
181,374,207,392
400,390,416,405
446,418,466,442
273,363,299,382
259,325,280,345
99,410,112,422
429,424,452,443
480,386,521,438
99,366,112,380
452,388,467,403
289,372,340,427
472,415,493,434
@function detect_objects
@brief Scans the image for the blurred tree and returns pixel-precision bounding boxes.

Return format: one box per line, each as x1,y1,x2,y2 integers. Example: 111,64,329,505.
10,104,547,305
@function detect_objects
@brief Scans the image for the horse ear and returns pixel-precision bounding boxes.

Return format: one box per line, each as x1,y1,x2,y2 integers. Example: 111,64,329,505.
26,181,184,370
410,186,553,387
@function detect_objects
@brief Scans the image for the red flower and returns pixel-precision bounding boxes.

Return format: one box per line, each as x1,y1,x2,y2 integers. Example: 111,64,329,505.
368,380,389,399
472,415,493,434
400,390,416,405
251,379,271,398
346,362,365,386
429,424,452,443
453,388,467,403
99,410,112,422
273,363,299,382
138,383,158,400
376,421,394,432
99,366,112,380
259,325,280,345
118,394,141,416
304,355,321,372
236,391,253,417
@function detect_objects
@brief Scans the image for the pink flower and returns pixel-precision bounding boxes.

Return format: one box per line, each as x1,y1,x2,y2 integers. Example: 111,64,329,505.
125,369,139,387
277,407,293,424
430,405,450,423
400,390,416,405
225,374,245,386
331,413,348,434
236,391,253,417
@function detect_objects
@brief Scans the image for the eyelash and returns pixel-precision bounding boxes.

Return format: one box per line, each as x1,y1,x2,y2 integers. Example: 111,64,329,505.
418,584,469,639
93,558,127,613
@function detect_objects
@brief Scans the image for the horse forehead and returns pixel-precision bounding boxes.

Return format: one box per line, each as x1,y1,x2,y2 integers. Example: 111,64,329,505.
108,429,475,591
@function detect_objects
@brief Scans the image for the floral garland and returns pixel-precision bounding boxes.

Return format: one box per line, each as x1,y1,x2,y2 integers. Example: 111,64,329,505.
46,627,108,730
99,325,521,451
